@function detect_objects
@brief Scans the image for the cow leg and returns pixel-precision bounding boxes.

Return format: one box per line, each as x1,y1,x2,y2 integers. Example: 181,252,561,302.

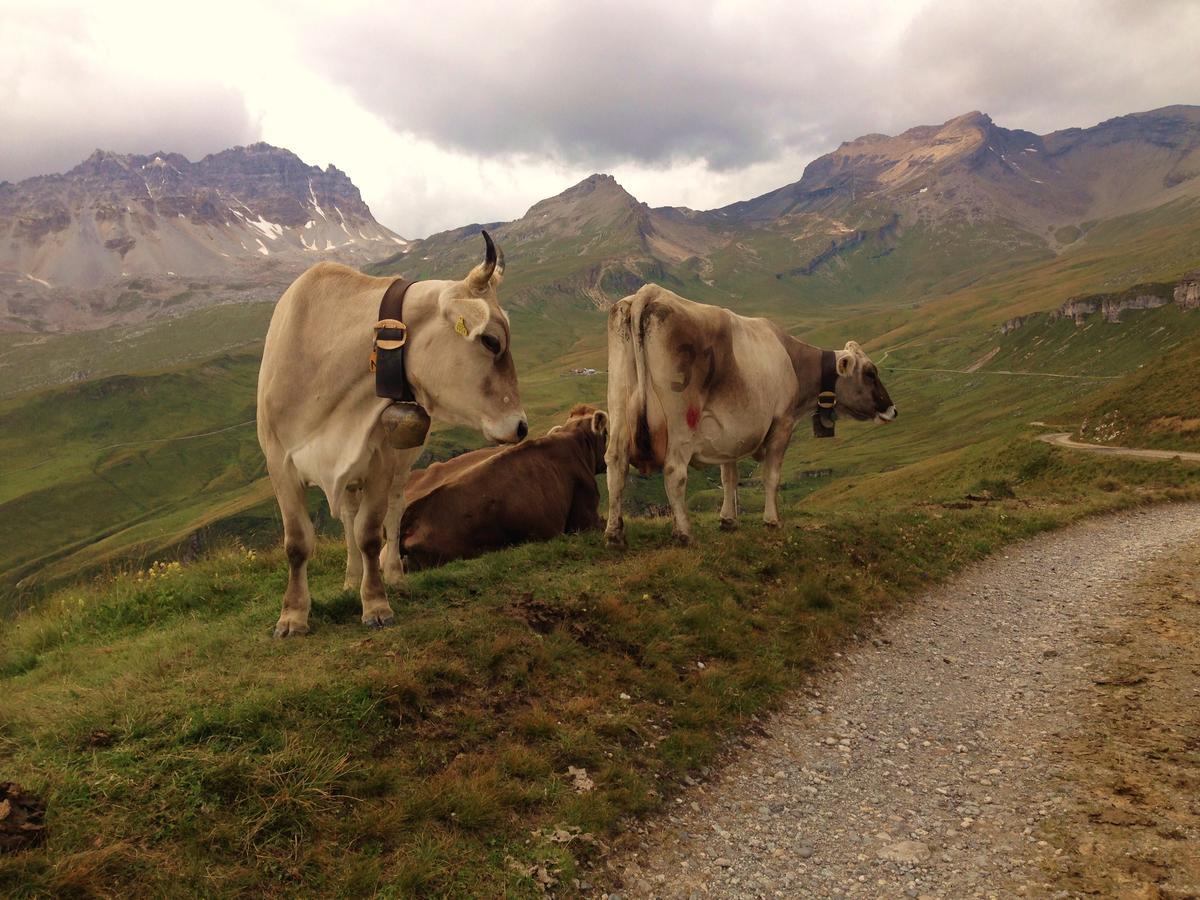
663,450,694,545
604,438,631,548
719,462,740,531
381,447,422,587
341,487,364,591
269,462,315,638
761,421,796,528
356,455,395,628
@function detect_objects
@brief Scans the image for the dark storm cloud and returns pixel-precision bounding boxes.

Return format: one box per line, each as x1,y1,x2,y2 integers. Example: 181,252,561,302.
0,6,260,182
306,0,1199,174
306,1,866,171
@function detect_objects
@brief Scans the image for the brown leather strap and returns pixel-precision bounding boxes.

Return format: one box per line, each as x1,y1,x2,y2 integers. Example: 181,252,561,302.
374,278,417,402
820,349,838,398
813,349,839,438
380,277,412,322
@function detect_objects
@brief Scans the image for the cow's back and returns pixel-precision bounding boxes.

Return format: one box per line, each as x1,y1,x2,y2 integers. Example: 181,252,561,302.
404,444,507,507
401,432,590,568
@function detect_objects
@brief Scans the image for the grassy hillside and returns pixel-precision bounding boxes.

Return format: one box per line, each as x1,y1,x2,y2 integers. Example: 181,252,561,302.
3,431,1198,897
4,190,1200,599
0,355,265,602
0,302,276,399
2,181,1200,895
1072,328,1200,452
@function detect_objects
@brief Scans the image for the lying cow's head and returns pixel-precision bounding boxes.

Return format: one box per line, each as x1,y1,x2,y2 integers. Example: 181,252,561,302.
549,403,609,473
833,341,897,423
407,231,528,443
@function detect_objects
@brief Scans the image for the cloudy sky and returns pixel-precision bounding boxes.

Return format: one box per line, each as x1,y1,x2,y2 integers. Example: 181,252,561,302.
2,0,1198,237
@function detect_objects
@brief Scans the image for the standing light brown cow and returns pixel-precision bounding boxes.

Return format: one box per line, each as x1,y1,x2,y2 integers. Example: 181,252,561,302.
604,284,896,547
257,232,526,637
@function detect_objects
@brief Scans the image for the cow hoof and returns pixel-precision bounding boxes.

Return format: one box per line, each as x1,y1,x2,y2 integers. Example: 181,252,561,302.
672,532,693,547
362,611,395,629
273,620,310,638
719,518,738,532
605,532,627,550
763,519,780,529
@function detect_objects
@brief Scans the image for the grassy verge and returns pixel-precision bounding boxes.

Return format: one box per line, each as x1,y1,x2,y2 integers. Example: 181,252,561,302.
1073,329,1200,453
2,440,1198,897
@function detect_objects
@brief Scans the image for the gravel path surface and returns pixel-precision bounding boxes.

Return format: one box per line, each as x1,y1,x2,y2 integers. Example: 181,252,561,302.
1037,432,1200,462
609,503,1200,899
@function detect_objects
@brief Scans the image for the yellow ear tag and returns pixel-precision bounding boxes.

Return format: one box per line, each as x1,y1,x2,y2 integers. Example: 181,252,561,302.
455,315,469,337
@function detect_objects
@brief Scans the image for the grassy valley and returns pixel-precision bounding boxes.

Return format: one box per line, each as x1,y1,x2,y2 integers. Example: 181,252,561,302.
3,107,1200,896
3,401,1199,895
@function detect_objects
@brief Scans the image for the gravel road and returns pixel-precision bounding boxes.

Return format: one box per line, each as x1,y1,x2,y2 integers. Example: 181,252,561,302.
1037,432,1200,463
607,503,1200,899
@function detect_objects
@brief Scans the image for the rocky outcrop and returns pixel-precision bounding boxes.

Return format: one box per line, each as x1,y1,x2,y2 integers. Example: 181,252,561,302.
1056,284,1176,325
1100,293,1169,323
1176,272,1200,310
1004,278,1187,334
1000,315,1029,335
1053,297,1102,325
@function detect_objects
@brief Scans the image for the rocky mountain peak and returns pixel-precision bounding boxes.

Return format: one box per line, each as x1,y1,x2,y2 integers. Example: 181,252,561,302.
0,143,407,330
514,173,643,236
547,172,637,205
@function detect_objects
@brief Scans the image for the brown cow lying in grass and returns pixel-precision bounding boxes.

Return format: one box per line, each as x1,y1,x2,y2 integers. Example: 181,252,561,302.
399,404,608,569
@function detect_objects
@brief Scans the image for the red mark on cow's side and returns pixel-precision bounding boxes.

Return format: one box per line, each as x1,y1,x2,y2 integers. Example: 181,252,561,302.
686,406,700,430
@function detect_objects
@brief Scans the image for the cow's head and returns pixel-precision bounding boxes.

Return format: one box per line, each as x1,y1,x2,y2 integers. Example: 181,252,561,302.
549,403,609,473
833,341,897,423
407,231,528,443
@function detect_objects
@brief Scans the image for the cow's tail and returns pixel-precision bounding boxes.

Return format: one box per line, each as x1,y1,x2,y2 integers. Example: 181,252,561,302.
628,292,658,474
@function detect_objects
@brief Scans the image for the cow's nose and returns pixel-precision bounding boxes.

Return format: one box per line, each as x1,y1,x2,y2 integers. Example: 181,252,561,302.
516,420,528,441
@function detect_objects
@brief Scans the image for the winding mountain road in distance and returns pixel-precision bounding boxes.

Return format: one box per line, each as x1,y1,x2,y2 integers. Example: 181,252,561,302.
1038,431,1200,462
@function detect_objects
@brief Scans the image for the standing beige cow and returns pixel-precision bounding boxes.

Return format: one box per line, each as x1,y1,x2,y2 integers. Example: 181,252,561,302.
257,232,526,636
604,284,896,546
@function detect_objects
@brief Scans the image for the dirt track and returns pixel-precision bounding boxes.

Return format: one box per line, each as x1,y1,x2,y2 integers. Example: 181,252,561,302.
608,503,1200,899
1038,432,1200,463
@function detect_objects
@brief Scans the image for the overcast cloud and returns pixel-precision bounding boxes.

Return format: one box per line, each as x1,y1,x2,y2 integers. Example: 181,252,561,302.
1,0,1197,236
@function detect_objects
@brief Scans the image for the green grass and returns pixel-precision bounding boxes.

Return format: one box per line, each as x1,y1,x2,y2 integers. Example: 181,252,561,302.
3,436,1197,897
0,302,276,398
1072,328,1200,453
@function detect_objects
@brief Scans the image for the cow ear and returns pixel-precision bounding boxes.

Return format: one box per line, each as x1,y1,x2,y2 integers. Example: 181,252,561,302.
836,352,854,376
591,410,609,436
441,295,490,339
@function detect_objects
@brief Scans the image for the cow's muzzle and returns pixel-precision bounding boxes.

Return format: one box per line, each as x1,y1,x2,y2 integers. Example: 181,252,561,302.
484,413,529,444
875,405,898,424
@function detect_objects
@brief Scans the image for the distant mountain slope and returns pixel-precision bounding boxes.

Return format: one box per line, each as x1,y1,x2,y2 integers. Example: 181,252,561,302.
0,143,406,331
7,106,1198,333
373,106,1200,318
369,173,729,312
719,106,1200,230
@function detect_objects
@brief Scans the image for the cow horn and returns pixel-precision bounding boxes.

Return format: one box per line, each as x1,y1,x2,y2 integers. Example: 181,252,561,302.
468,229,498,291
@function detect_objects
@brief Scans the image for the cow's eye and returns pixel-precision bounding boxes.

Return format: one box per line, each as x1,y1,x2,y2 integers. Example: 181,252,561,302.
481,334,502,356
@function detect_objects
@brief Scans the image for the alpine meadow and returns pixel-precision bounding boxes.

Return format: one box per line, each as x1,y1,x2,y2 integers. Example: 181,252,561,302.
3,8,1200,894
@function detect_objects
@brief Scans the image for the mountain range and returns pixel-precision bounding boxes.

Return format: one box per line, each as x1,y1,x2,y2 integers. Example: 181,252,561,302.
3,105,1199,333
372,105,1200,318
0,143,405,330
